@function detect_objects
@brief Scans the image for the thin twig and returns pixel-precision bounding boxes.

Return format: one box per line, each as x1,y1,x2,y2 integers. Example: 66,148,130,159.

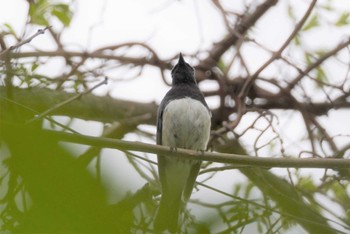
239,0,317,99
8,50,171,70
0,26,51,59
200,0,278,69
287,37,350,90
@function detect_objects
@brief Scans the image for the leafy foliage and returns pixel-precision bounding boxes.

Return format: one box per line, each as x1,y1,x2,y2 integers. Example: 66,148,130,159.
29,0,74,26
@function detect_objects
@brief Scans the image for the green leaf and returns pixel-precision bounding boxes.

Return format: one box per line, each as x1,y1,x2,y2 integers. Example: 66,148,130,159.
31,63,39,72
302,14,319,31
287,4,295,20
217,59,226,73
29,0,50,26
28,0,73,27
321,3,334,11
315,67,327,86
335,12,350,27
51,4,73,27
294,35,301,46
298,176,316,191
315,49,326,57
3,23,17,37
331,182,348,203
304,53,312,66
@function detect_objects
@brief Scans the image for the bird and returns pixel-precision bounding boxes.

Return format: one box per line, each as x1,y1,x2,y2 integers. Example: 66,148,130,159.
154,53,211,233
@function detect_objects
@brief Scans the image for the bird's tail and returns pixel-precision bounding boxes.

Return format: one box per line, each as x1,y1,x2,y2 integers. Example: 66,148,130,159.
154,192,182,233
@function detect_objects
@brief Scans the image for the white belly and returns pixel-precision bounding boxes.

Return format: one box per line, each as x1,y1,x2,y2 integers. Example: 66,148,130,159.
161,97,211,150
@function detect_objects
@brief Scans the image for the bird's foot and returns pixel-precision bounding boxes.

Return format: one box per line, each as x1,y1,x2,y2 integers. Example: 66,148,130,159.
170,146,177,152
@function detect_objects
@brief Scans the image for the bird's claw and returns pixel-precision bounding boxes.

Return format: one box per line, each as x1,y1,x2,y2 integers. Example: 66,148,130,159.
170,146,177,152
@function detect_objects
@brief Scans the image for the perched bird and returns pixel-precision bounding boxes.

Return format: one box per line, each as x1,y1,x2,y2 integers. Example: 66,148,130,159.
154,53,211,232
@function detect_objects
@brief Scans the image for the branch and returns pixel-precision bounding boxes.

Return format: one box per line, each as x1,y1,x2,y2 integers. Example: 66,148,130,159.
26,77,108,124
43,129,350,169
2,87,349,128
239,0,317,99
0,26,51,59
7,50,171,70
214,138,341,234
0,86,158,124
287,36,350,90
199,0,278,69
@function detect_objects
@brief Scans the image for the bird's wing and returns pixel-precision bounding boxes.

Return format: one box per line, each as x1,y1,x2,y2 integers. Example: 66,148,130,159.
156,101,169,194
156,105,163,145
183,161,201,201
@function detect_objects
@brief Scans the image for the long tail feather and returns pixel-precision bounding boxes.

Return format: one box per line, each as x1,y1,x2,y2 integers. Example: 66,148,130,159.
154,192,182,233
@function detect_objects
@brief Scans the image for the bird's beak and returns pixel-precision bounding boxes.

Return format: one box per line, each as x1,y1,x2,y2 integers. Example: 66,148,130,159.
178,53,185,65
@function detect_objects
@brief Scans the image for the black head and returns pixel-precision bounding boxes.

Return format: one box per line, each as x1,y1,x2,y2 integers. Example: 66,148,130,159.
171,53,196,85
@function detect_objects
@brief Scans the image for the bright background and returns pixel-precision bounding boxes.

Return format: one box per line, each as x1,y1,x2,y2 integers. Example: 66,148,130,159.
1,0,350,233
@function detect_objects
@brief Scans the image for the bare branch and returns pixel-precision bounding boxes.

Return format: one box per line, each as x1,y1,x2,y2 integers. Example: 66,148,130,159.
287,37,350,90
0,26,51,59
0,86,158,124
40,129,350,169
7,50,171,70
199,0,278,70
239,0,317,99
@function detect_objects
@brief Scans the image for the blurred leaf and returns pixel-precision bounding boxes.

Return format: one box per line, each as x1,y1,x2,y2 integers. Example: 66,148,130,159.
0,120,133,233
315,67,327,86
3,23,17,37
29,0,50,26
302,14,319,31
315,49,326,57
51,4,73,27
294,35,301,46
268,140,276,152
31,63,39,72
233,183,242,196
335,12,350,27
332,182,348,204
320,2,334,11
298,176,317,191
304,53,313,66
217,59,226,73
287,4,295,21
29,0,73,27
244,182,255,198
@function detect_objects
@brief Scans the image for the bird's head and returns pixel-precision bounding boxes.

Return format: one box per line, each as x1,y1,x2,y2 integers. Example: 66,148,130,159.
171,53,196,85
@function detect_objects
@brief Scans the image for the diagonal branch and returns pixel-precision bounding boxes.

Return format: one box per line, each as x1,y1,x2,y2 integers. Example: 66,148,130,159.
0,26,51,59
199,0,278,70
239,0,317,99
287,36,350,90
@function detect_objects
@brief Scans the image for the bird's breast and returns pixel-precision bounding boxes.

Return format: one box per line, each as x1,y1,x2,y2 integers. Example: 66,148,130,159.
162,97,211,150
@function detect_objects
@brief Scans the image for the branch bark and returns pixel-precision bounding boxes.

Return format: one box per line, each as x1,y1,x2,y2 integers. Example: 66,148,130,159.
2,86,349,128
7,50,171,70
36,129,350,169
199,0,278,70
0,86,157,124
0,26,51,59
